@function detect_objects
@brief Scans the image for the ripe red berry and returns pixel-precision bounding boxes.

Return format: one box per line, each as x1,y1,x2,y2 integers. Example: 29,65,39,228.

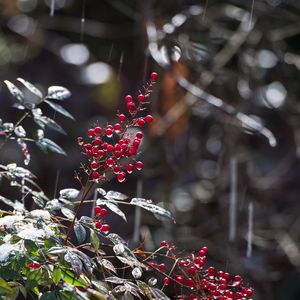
94,126,102,135
114,123,121,132
88,129,94,137
159,263,166,271
160,240,168,248
95,221,102,229
97,149,104,158
176,275,185,284
94,137,102,145
83,143,92,150
136,132,143,139
101,224,110,232
113,165,120,173
163,277,170,285
136,161,143,170
91,161,99,170
137,118,145,127
100,208,108,216
188,266,196,275
127,102,135,111
117,172,126,183
94,206,102,215
118,114,126,122
234,275,242,282
187,278,195,287
137,94,145,102
106,157,114,167
208,266,215,275
246,289,253,296
150,72,158,81
92,171,100,180
129,147,137,155
27,263,41,269
201,246,209,254
105,128,113,137
107,144,114,152
126,164,134,174
145,115,153,123
198,249,206,257
125,95,133,102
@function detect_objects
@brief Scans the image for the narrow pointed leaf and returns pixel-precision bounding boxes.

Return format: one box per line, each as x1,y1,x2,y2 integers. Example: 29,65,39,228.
44,100,75,120
4,80,24,102
74,223,86,244
17,78,43,99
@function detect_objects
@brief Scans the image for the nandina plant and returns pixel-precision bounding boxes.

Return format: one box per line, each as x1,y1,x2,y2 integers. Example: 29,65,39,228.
0,73,253,300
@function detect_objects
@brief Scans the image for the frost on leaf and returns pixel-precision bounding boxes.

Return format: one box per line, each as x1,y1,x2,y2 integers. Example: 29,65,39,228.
105,191,128,201
18,227,54,241
0,243,21,262
61,207,75,220
28,209,51,221
47,86,71,101
59,188,80,200
0,215,24,228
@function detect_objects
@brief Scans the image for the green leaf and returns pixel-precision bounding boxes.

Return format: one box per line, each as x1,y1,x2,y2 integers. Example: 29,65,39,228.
44,100,75,120
47,86,71,101
36,138,66,156
61,269,88,287
24,240,39,256
4,80,24,103
90,229,100,252
40,291,78,300
74,223,86,244
52,268,62,285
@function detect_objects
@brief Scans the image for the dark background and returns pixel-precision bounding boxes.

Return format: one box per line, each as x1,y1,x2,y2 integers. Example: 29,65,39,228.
1,0,300,299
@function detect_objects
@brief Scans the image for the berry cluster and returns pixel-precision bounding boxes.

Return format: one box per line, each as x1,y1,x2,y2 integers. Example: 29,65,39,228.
139,242,253,300
93,206,110,233
78,72,158,183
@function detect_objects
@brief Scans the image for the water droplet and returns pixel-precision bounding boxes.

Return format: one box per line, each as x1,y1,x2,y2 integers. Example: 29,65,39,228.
148,277,157,286
132,267,142,279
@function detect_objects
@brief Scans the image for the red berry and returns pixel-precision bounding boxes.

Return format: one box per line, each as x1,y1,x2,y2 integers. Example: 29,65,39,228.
224,272,230,279
94,126,102,135
160,240,168,248
92,171,100,180
234,275,242,282
188,266,196,275
126,164,134,174
105,128,113,137
114,151,121,158
118,114,126,122
88,129,94,137
114,123,121,132
187,278,195,287
95,221,102,229
125,95,133,103
102,142,108,150
198,249,206,257
91,161,99,170
145,115,153,123
129,147,137,155
133,139,141,148
176,275,184,284
246,289,253,296
208,266,215,275
94,206,102,214
97,149,104,158
107,144,114,152
106,157,114,167
136,161,143,170
201,246,209,254
178,260,185,267
117,172,126,183
137,94,145,102
101,224,110,232
127,102,135,111
27,263,41,269
113,165,120,173
83,143,92,150
159,263,166,271
163,277,170,285
136,132,143,139
137,118,146,127
94,137,102,145
150,72,158,81
100,208,108,216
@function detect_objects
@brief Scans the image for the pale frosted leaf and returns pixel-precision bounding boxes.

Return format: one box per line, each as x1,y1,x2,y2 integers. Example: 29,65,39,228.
17,78,43,99
96,188,106,196
61,207,75,220
4,80,24,102
74,223,86,244
105,277,126,284
47,86,71,100
97,258,117,274
105,191,128,201
64,251,83,275
14,126,26,138
59,188,80,200
44,100,75,120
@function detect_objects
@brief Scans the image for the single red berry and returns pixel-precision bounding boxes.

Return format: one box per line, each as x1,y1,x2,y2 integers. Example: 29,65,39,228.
150,262,157,269
127,102,135,111
114,151,122,158
188,266,196,275
94,126,102,135
101,224,110,232
97,149,104,158
198,249,206,257
159,263,166,271
88,129,94,137
107,144,114,152
136,161,143,170
176,275,185,284
27,263,41,269
150,72,158,81
114,123,121,132
137,118,146,127
224,272,230,279
94,206,102,215
246,289,253,296
94,137,102,145
106,157,114,167
145,115,153,123
201,246,209,254
125,95,133,103
234,275,242,282
220,283,227,290
235,292,243,299
208,266,215,275
105,128,113,137
83,143,92,150
92,146,98,154
95,221,102,229
117,172,126,183
129,147,137,155
137,94,145,102
178,260,185,267
118,114,126,122
113,165,120,173
91,161,99,170
92,171,100,180
163,277,170,285
100,208,108,216
187,278,195,287
160,240,168,248
102,142,108,150
126,164,134,174
136,132,143,139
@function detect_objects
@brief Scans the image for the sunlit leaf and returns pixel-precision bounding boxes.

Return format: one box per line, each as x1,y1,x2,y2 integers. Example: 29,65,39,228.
59,188,80,200
61,269,88,287
90,229,100,251
4,80,24,103
105,277,127,284
52,268,62,285
47,86,71,101
97,258,117,274
17,78,43,99
105,191,128,201
97,200,126,222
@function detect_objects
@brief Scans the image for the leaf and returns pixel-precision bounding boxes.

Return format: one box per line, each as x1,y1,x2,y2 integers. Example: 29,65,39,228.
4,80,24,102
45,199,63,211
17,78,43,99
40,290,78,300
149,287,171,300
33,114,67,135
79,216,93,225
44,100,75,120
32,196,44,208
36,138,66,155
72,249,95,275
90,229,100,251
97,200,127,222
60,188,80,200
130,198,173,220
137,281,152,300
97,258,117,274
105,191,128,201
74,223,86,244
14,125,26,138
61,269,88,287
47,86,71,101
96,188,106,197
116,256,147,270
105,277,127,284
61,207,75,220
52,268,62,285
64,251,83,276
47,246,67,255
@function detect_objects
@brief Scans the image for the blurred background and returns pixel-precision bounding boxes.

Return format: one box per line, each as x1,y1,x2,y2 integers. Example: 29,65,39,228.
0,0,300,299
